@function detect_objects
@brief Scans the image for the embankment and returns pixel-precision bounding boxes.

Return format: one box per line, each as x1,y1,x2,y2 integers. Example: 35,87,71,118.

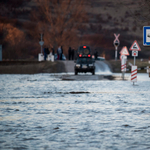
0,61,66,74
0,59,149,74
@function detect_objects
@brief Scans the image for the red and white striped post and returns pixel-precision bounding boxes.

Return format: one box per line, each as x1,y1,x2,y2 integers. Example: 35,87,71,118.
121,60,126,72
131,66,137,85
121,55,127,80
120,46,129,80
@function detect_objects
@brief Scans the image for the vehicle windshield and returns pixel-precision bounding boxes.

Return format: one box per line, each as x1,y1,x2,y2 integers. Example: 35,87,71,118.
76,58,93,63
78,46,90,55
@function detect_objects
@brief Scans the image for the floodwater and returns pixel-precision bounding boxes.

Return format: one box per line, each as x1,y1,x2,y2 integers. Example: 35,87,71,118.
0,73,150,150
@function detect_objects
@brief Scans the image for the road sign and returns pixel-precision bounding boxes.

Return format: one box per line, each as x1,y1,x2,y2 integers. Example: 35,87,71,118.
39,41,44,46
114,34,120,43
120,46,129,56
131,66,137,82
114,34,120,47
143,26,150,46
114,33,120,61
132,51,138,57
130,40,141,51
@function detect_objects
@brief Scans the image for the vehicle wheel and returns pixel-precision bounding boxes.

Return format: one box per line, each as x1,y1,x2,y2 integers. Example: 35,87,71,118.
75,70,78,75
92,70,95,75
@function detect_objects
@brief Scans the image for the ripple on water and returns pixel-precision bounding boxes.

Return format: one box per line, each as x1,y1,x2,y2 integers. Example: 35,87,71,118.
0,74,150,150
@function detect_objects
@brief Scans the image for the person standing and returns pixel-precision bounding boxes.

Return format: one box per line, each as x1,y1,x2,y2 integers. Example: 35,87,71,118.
43,47,47,61
51,47,55,55
94,50,98,60
60,46,63,60
68,47,72,60
71,48,74,60
57,46,62,60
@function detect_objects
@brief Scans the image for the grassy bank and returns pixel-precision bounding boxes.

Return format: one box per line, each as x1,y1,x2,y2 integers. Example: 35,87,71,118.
0,61,66,74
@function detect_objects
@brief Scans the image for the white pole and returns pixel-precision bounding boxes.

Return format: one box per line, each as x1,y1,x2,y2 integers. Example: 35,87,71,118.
134,56,136,65
122,71,125,80
41,33,43,54
115,46,118,61
41,45,42,54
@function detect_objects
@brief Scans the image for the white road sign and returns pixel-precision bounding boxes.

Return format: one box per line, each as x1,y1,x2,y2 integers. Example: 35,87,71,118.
132,51,138,57
143,26,150,46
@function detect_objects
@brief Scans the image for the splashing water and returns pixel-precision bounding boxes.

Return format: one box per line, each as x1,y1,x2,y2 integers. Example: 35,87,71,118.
95,61,112,75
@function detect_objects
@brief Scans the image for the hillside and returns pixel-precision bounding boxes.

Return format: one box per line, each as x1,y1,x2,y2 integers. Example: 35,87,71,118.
0,0,149,60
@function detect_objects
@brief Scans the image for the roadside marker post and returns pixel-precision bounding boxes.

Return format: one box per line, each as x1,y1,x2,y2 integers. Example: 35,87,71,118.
131,66,137,85
120,46,129,80
113,33,120,61
129,40,141,84
121,55,127,80
147,66,150,77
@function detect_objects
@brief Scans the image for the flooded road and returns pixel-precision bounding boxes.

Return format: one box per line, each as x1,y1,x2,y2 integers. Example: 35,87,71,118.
0,73,150,150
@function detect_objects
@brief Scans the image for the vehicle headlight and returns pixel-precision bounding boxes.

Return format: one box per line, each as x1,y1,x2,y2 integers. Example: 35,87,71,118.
76,64,80,67
89,64,93,67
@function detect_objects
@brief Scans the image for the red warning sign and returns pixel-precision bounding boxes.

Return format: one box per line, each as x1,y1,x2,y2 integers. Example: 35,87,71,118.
120,46,129,56
130,40,141,51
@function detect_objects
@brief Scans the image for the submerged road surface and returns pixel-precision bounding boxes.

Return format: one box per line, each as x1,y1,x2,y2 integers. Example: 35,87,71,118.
62,60,113,80
0,73,150,150
62,60,112,73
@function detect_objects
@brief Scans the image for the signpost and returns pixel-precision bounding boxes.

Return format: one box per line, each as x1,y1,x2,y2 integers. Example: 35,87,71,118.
38,33,44,61
39,33,44,53
113,33,120,61
129,40,141,84
120,46,129,80
129,40,141,65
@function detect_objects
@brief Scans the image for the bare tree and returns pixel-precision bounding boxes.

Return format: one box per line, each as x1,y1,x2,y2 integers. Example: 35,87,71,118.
32,0,87,53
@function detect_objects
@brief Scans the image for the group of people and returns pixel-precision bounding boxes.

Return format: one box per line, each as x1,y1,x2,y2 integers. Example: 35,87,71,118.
43,47,54,61
43,46,76,61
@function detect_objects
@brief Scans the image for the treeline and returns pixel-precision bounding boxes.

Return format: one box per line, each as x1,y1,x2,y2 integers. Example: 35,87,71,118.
0,0,149,60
